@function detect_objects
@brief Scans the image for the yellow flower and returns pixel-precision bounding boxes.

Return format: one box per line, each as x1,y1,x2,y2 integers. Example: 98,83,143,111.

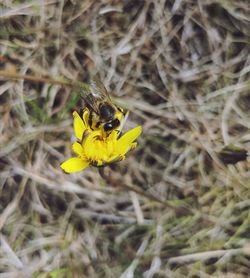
60,109,142,173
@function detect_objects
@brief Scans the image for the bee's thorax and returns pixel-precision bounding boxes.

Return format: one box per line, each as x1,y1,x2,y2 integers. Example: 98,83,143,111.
99,103,116,121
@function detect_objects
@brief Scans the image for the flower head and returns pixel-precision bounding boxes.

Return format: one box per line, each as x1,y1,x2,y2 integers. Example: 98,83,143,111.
60,108,142,173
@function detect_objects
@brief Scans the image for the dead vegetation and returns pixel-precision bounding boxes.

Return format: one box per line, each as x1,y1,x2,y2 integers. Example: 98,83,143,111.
0,0,250,277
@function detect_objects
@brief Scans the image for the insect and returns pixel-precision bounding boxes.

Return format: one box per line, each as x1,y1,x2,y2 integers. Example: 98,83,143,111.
81,75,127,134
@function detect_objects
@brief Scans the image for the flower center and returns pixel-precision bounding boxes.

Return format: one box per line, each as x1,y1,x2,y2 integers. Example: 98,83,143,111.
83,132,116,165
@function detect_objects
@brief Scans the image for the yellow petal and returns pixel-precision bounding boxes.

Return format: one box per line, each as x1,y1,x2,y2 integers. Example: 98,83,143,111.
60,157,89,173
72,142,83,156
73,111,86,140
116,126,142,155
109,130,119,141
130,142,137,150
82,108,90,126
107,154,120,163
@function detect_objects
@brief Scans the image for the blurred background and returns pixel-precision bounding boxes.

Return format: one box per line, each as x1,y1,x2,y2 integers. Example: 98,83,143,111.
0,0,250,277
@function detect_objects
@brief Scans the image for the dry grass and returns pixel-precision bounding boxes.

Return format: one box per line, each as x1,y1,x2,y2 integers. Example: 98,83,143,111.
0,0,250,277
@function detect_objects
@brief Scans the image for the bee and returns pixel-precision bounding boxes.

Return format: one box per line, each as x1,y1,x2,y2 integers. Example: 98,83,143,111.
81,75,127,133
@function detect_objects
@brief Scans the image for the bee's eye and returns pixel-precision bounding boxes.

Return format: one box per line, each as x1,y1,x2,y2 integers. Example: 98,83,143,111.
104,119,120,132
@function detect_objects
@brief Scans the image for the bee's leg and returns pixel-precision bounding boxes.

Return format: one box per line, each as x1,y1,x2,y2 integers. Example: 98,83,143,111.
95,121,101,129
88,110,94,130
79,107,84,119
117,106,125,115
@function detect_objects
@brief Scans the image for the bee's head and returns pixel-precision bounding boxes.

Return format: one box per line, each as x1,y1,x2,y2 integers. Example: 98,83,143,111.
103,118,120,132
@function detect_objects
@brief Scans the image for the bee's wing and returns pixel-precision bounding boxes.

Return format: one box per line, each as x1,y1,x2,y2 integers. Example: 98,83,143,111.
117,110,129,134
90,75,112,100
82,75,112,115
81,91,99,115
